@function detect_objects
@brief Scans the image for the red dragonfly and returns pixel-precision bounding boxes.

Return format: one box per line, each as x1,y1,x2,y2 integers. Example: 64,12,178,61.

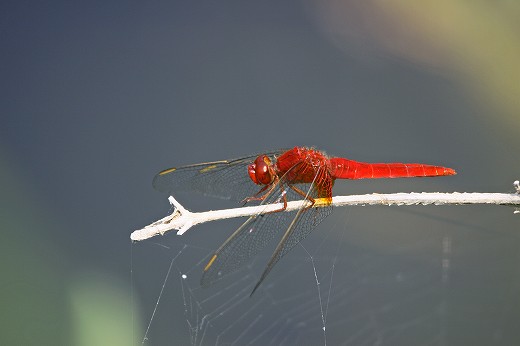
153,147,456,295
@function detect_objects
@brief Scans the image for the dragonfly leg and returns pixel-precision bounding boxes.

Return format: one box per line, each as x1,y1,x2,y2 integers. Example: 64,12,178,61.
288,184,316,207
241,185,271,205
262,185,288,214
241,178,280,205
244,183,289,215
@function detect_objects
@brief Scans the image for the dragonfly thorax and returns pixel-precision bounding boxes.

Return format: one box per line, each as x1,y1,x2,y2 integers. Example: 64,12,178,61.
248,155,276,185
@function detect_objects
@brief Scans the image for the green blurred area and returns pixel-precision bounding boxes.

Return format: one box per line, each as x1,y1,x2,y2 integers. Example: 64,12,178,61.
0,150,69,345
0,151,139,345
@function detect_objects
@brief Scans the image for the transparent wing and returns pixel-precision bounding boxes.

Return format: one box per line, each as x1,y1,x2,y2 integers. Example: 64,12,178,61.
200,180,292,287
250,168,334,295
201,165,334,293
152,150,287,201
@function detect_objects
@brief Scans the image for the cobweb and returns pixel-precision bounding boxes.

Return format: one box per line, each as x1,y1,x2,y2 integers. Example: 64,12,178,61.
132,204,520,345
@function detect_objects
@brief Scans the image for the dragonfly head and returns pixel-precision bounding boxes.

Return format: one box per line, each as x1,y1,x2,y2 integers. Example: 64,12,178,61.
248,155,276,185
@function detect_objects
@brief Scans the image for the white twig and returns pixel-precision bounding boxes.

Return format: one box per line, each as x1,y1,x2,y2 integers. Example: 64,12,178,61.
131,183,520,242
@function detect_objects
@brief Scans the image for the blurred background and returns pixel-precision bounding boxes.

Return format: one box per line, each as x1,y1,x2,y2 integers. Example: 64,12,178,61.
2,1,520,345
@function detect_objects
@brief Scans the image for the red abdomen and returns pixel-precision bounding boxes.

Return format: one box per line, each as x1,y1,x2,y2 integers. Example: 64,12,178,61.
329,158,456,179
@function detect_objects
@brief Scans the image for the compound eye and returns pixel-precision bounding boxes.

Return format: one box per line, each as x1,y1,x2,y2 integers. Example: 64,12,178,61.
247,155,274,185
248,163,258,184
253,155,273,185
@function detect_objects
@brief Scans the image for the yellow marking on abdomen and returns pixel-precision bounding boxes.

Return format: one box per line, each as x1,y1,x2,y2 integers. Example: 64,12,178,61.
314,197,333,207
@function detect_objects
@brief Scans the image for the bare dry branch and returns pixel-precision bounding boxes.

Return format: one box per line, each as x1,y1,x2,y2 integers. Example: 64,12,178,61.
131,183,520,241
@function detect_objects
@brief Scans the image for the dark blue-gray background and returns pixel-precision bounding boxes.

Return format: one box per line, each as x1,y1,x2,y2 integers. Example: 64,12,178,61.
2,1,519,345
